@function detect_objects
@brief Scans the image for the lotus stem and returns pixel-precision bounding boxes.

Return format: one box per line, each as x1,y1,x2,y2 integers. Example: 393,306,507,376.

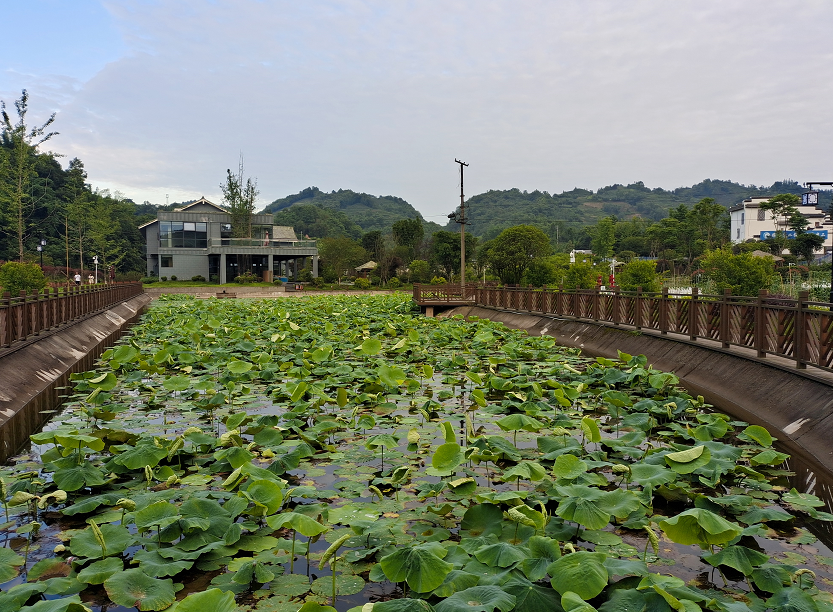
290,530,296,573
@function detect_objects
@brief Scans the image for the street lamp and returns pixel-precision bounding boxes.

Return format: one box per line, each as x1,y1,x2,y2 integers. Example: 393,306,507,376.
37,237,46,268
93,255,99,284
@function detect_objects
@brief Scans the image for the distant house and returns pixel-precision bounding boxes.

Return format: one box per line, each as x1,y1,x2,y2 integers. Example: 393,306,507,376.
729,196,831,257
139,197,319,283
354,261,377,278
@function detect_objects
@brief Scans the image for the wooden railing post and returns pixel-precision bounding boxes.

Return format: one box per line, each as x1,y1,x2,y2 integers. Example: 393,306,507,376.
720,288,731,348
20,290,29,339
1,291,10,348
659,287,669,335
755,290,768,358
592,287,600,321
689,287,699,341
612,286,621,325
795,290,808,369
635,287,643,330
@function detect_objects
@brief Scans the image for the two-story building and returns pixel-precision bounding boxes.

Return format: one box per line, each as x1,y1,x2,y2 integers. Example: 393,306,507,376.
729,195,832,258
139,197,319,283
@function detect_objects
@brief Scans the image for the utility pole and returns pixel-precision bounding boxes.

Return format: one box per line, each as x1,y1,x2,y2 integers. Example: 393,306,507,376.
802,181,833,302
449,159,469,289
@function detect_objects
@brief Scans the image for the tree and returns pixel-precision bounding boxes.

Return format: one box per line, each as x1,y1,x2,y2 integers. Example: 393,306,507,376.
617,260,660,292
760,194,801,255
700,248,777,297
361,230,385,262
791,232,825,264
482,225,551,285
318,236,366,284
0,90,58,261
408,259,430,283
524,259,556,287
689,197,729,251
0,261,47,295
220,156,258,238
590,217,615,259
430,231,476,281
391,218,424,260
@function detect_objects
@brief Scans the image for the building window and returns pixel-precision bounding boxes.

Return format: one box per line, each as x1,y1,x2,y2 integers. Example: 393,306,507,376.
741,212,745,225
159,221,207,248
161,255,173,267
757,209,765,221
736,228,741,239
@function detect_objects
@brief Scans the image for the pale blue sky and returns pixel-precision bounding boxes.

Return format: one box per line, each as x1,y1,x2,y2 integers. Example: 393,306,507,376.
2,1,832,221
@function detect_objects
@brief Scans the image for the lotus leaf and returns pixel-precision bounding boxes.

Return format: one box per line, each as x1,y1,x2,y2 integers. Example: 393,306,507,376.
519,535,561,581
659,508,742,547
703,545,768,576
76,557,123,584
434,585,516,612
112,439,169,469
135,501,182,532
503,576,564,612
0,547,25,582
664,445,712,474
380,542,453,592
461,504,504,537
552,455,588,480
104,568,175,611
738,425,774,447
311,574,365,596
473,541,528,568
163,376,191,391
548,551,608,599
361,338,382,355
374,600,437,612
561,591,598,612
52,461,106,492
430,442,464,476
266,511,327,536
165,588,236,612
70,523,133,559
429,570,480,597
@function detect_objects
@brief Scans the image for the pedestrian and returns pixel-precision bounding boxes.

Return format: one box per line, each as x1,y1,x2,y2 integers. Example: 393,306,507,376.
109,266,115,284
88,274,94,285
74,273,81,286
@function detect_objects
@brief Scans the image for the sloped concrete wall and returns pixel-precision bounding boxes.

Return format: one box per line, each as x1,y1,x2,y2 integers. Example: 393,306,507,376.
0,293,151,463
449,306,833,475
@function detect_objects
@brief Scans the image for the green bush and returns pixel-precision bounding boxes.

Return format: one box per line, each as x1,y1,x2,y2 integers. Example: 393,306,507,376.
0,262,48,296
387,277,402,289
617,260,661,292
272,279,283,286
430,276,447,285
141,277,158,284
191,275,206,282
310,277,325,288
161,276,168,281
562,262,597,290
234,271,259,283
354,277,371,289
700,247,777,297
409,259,430,283
170,275,178,281
524,260,556,287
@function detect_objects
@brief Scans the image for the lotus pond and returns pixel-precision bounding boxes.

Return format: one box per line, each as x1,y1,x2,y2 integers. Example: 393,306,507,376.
2,293,833,612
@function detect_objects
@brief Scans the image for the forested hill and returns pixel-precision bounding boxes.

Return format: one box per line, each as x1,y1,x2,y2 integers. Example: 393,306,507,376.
262,187,444,235
447,179,826,239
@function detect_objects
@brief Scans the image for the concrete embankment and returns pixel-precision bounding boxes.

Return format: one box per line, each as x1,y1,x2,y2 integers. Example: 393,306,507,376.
447,306,833,476
0,293,152,463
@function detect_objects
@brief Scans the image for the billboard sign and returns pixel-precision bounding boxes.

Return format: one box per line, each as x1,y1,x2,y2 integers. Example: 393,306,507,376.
802,191,819,206
759,229,828,240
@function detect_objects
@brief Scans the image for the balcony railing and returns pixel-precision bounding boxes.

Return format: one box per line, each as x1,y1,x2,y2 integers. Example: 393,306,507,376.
0,282,144,350
414,284,833,373
205,238,317,249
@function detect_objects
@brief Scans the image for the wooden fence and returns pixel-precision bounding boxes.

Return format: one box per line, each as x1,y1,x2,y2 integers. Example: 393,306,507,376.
414,284,833,373
0,282,144,349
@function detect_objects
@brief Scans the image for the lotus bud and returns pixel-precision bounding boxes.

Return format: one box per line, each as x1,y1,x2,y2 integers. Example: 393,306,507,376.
612,464,630,474
644,526,659,555
144,466,154,484
183,426,202,435
116,498,136,511
563,542,575,554
166,475,180,486
261,449,275,458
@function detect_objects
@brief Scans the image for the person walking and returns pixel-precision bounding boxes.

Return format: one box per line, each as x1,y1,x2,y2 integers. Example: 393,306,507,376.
74,273,81,286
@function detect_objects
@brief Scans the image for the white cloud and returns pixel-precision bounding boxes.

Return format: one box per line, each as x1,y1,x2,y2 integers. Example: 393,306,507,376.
4,0,833,218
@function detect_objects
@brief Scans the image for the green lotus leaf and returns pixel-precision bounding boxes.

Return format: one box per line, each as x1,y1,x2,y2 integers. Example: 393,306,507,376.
703,545,769,576
552,455,588,480
430,442,464,475
501,461,547,484
310,345,333,363
266,511,327,537
380,543,453,592
70,523,133,559
311,574,365,596
495,414,544,433
751,563,793,593
461,504,504,537
55,433,106,453
356,414,376,430
104,568,176,611
519,535,561,581
473,541,529,568
227,360,253,374
434,585,516,612
665,445,711,474
561,591,598,612
366,433,398,450
0,582,49,610
603,557,649,577
165,588,236,612
76,556,123,584
750,449,789,466
52,461,107,492
133,549,194,578
782,488,825,509
580,417,601,443
296,603,337,612
373,599,436,612
554,485,610,530
599,488,643,519
244,479,284,516
27,557,71,582
503,576,564,612
628,463,675,487
135,501,182,532
0,547,25,582
269,573,311,596
659,509,742,547
429,570,480,597
360,337,382,355
738,425,774,447
548,551,608,599
163,376,191,391
89,371,118,391
14,595,90,612
378,364,407,387
113,439,169,469
765,586,819,612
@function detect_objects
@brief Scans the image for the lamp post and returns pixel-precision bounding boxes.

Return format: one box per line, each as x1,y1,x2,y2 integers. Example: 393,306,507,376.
37,237,46,268
802,182,833,302
93,255,99,284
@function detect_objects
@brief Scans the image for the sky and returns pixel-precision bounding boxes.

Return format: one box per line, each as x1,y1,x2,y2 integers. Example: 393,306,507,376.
2,0,832,223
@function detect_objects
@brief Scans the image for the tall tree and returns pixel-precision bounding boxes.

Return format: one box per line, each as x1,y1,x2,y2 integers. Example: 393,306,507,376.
391,217,424,260
318,236,367,284
221,156,258,238
482,225,550,285
0,90,58,261
590,216,616,259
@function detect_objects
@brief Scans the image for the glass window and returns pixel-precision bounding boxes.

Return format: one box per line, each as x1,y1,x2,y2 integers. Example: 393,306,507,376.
161,220,209,248
183,222,196,231
159,222,172,247
161,255,173,267
172,222,184,247
757,209,765,221
741,212,745,225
